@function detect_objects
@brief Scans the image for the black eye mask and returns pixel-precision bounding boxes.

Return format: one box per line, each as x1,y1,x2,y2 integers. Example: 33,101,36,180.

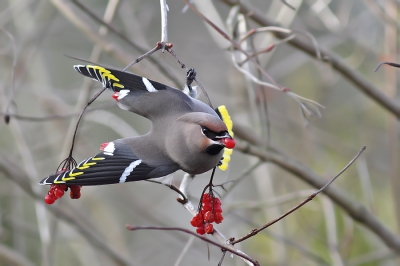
201,126,228,140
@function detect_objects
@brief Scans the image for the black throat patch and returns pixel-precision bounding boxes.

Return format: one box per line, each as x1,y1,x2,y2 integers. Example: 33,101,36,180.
206,144,224,155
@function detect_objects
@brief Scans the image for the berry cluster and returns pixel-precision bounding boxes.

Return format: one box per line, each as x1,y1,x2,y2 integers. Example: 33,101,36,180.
44,184,82,204
190,193,224,235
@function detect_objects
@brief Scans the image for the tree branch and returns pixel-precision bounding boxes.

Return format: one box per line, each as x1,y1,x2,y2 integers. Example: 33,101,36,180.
0,157,131,266
221,0,400,119
233,124,400,254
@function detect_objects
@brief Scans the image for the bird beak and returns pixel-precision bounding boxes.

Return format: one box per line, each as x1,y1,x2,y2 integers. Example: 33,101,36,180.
216,133,236,149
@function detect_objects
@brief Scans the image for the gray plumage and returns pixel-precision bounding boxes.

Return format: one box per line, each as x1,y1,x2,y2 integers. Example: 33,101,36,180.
39,65,234,186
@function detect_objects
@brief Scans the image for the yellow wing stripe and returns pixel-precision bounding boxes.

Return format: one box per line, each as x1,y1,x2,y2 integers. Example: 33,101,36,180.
77,162,96,170
113,83,124,88
92,157,105,161
87,65,125,89
68,171,84,177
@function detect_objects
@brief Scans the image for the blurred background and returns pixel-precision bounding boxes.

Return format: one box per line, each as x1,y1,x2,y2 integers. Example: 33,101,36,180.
0,0,400,265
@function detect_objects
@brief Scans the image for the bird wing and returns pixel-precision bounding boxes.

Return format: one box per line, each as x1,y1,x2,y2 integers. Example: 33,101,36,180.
73,65,169,92
39,141,179,186
73,65,195,120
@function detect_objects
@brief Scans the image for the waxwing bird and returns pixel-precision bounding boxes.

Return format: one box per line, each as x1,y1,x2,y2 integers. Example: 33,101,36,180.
39,65,235,186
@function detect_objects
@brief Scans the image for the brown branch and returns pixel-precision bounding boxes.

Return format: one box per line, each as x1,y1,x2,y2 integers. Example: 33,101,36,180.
182,0,283,91
0,157,130,266
49,0,180,87
70,0,181,87
220,0,400,119
231,146,366,245
233,124,400,254
374,61,400,72
125,225,260,266
0,243,34,266
144,179,188,203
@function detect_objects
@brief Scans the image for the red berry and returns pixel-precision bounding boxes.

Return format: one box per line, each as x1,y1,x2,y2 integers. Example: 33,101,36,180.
202,203,212,212
45,194,55,204
213,197,221,206
196,225,205,235
204,211,215,223
190,215,203,227
54,189,65,198
213,205,222,213
223,137,235,149
202,193,211,203
215,213,224,224
204,223,214,234
70,191,81,199
69,185,81,192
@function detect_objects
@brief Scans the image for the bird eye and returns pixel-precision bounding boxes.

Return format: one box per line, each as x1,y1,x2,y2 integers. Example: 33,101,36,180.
201,126,216,139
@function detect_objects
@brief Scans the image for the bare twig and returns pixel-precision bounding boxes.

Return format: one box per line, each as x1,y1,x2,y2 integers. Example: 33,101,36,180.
122,44,162,71
220,0,400,119
233,136,400,254
0,27,17,124
0,243,33,266
0,157,130,266
145,179,188,202
173,236,195,266
167,49,213,107
126,225,260,266
374,61,400,72
281,0,296,10
160,0,168,44
231,146,366,245
177,174,254,266
0,103,114,122
70,0,181,86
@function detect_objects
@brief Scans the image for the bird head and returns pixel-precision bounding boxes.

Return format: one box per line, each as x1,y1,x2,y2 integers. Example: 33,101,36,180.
200,126,235,155
165,112,235,174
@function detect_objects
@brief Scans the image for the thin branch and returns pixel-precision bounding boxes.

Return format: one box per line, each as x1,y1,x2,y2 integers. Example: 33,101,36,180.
374,61,400,72
173,236,195,266
231,146,366,245
0,243,34,266
70,0,181,86
220,0,400,119
177,174,254,266
145,179,187,202
167,49,213,107
231,213,331,265
160,0,168,44
233,135,400,254
125,225,260,266
281,0,296,10
0,103,113,122
0,157,130,266
0,27,17,124
122,44,162,71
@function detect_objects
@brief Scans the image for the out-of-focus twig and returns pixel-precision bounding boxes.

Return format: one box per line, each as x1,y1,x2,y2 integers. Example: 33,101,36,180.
126,225,259,266
0,243,34,266
70,0,180,86
231,146,366,245
221,0,400,119
233,124,400,254
0,157,131,266
160,0,168,44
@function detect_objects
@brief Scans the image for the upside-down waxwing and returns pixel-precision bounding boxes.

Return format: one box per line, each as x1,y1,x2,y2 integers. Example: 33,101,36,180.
39,65,235,186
